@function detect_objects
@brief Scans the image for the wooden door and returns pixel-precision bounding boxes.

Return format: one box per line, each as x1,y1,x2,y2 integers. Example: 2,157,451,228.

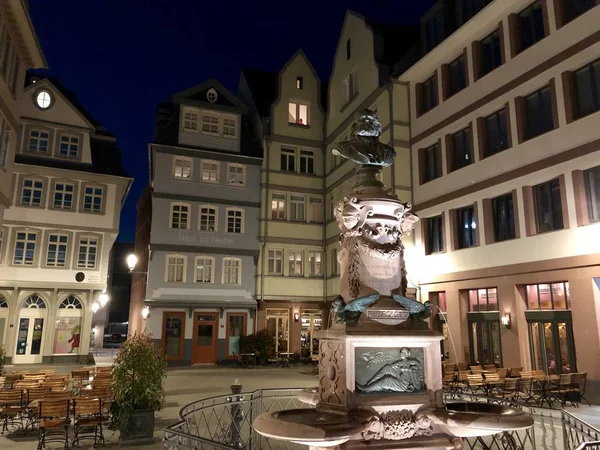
192,313,217,364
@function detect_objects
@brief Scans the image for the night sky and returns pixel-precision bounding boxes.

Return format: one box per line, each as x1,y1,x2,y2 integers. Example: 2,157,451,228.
28,0,436,242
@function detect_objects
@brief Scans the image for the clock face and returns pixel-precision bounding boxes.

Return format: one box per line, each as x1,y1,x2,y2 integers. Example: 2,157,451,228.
36,90,52,109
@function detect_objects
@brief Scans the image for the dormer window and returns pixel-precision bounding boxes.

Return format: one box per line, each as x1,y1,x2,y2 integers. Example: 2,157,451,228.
296,77,303,90
58,134,79,159
28,129,49,154
202,114,219,134
289,102,309,126
223,117,236,137
182,109,199,131
35,90,52,109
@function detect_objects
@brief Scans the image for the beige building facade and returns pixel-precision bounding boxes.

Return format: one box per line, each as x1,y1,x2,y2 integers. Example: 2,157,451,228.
402,0,600,396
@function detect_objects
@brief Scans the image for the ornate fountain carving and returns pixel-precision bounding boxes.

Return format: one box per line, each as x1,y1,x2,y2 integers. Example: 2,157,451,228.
361,410,433,441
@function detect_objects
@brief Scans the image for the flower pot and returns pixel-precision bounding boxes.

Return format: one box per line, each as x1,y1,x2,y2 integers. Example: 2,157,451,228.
119,409,155,445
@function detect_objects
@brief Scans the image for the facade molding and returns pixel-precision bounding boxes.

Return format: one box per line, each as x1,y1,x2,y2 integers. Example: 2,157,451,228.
153,191,261,208
260,236,323,246
259,184,323,195
152,143,263,165
150,243,260,257
270,134,322,148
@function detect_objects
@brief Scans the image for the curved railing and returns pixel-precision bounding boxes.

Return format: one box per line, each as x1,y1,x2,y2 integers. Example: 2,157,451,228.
163,389,598,450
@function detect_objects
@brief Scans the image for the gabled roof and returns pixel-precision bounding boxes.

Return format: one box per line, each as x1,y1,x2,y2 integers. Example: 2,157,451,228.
173,78,248,113
239,67,278,118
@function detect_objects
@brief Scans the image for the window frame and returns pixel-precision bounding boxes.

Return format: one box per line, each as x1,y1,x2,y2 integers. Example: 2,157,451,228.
467,287,499,312
198,205,218,232
522,85,555,141
57,133,81,159
194,255,215,284
225,207,245,234
51,180,76,211
161,311,186,361
533,178,565,233
267,249,283,275
76,235,99,269
572,58,600,121
271,192,286,220
227,163,246,187
222,116,237,138
309,251,323,276
19,177,45,208
478,28,503,79
225,312,248,358
478,105,511,159
165,254,187,283
182,107,199,132
45,232,69,268
308,197,323,223
490,192,518,243
173,156,193,180
288,101,309,126
201,113,220,135
419,73,438,115
222,257,242,285
170,202,191,230
525,282,571,310
290,194,306,222
512,0,548,56
454,204,478,250
343,72,358,105
330,248,339,276
200,159,220,184
424,215,444,255
446,125,473,173
81,184,105,214
27,128,50,154
583,165,600,223
299,150,315,174
288,250,304,276
12,230,38,266
444,53,468,99
420,141,442,184
280,147,296,172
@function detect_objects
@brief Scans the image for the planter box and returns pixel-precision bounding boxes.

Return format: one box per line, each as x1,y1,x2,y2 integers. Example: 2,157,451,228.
120,409,155,445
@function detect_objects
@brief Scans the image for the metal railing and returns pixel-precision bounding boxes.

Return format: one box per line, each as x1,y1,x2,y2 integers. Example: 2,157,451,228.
164,389,598,450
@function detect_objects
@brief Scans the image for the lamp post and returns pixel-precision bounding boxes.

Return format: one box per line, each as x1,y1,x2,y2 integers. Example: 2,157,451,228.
127,253,138,274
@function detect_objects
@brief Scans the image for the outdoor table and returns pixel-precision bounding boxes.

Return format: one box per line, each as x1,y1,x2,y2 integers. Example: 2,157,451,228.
240,353,256,368
278,353,293,368
535,375,559,407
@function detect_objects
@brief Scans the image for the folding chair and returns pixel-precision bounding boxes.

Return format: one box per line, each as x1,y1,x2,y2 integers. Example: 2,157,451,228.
0,390,25,433
72,398,104,448
37,399,70,450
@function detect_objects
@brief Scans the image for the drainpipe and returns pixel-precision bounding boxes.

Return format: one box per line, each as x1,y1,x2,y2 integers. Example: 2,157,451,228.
259,118,271,332
322,140,327,319
406,81,419,303
387,81,396,197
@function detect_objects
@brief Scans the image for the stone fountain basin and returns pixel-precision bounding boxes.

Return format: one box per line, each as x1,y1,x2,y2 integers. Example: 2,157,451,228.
298,388,319,406
427,402,535,437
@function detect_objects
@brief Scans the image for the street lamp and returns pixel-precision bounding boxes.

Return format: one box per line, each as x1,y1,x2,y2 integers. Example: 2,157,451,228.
126,253,138,274
142,306,150,320
99,291,110,308
91,302,100,314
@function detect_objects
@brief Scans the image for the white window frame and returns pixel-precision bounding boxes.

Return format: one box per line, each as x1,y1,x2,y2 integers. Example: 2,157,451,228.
308,197,323,223
299,150,315,174
53,182,74,210
46,233,68,267
166,254,187,283
288,101,309,126
226,207,245,233
58,134,80,159
182,108,199,132
173,156,193,180
201,160,220,184
281,147,296,172
13,231,37,265
21,178,44,207
343,72,358,104
309,251,322,276
227,163,246,186
202,113,220,135
0,229,3,259
194,256,215,283
0,119,10,168
271,192,286,220
222,257,242,285
198,205,218,232
83,185,103,213
222,116,237,137
27,129,50,154
290,195,305,222
77,236,98,269
170,202,191,230
267,249,283,275
288,250,303,276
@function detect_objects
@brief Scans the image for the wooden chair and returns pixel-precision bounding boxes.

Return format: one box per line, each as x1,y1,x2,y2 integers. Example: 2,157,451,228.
469,365,483,372
483,364,497,371
71,370,90,389
23,374,46,383
72,398,104,448
516,377,535,404
496,368,508,379
456,362,469,372
42,379,67,392
497,378,519,401
37,399,70,449
0,390,25,433
508,367,523,377
467,374,485,394
2,374,21,389
551,373,576,407
570,373,590,406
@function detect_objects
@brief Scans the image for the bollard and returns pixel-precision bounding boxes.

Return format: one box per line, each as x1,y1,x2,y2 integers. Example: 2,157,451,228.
229,379,245,449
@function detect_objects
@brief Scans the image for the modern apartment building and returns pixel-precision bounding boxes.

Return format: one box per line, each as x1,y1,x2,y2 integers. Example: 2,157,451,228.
0,1,46,225
130,80,262,365
403,0,600,395
0,74,131,363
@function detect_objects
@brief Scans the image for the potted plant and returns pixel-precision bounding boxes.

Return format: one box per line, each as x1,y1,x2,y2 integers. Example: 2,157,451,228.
110,333,167,444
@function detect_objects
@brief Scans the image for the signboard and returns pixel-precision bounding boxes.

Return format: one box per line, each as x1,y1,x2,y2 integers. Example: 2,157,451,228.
53,317,82,354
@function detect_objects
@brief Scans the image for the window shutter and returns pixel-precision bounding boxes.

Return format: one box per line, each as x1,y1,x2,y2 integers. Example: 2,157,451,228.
571,170,589,226
418,147,426,185
498,21,507,64
521,185,536,236
561,71,576,124
471,40,482,82
463,48,470,88
508,13,520,58
540,0,551,37
482,198,494,245
552,0,565,29
436,139,443,178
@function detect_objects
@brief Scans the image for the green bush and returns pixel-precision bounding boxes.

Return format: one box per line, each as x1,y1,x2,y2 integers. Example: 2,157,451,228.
0,346,5,376
240,328,275,364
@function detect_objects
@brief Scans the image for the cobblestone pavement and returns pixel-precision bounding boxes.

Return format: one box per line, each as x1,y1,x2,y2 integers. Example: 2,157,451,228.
0,363,318,449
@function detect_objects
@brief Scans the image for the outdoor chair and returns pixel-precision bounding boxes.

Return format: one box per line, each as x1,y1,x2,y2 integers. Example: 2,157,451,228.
42,379,67,392
23,374,46,383
496,368,508,379
515,377,535,404
508,367,523,377
467,374,485,394
470,365,483,372
37,399,70,450
71,370,91,391
457,362,469,372
72,398,104,448
0,390,26,434
551,374,576,407
570,373,590,406
3,374,22,389
483,364,497,372
497,378,519,402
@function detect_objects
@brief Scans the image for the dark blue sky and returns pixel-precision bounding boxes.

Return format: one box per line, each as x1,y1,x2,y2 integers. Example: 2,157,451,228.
28,0,435,242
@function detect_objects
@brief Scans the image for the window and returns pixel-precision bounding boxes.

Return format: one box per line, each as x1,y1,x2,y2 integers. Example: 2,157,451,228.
21,179,44,207
447,54,467,98
170,202,190,229
533,179,564,233
450,127,472,171
484,109,509,156
0,120,9,167
461,0,493,23
468,288,498,312
201,160,219,183
223,258,241,285
328,194,335,221
300,150,314,174
425,216,444,254
162,312,184,359
227,163,245,186
268,249,283,274
77,236,98,269
271,193,286,220
13,231,36,265
195,256,214,283
226,208,244,233
288,102,308,126
456,205,477,249
289,251,303,276
290,195,305,221
524,86,553,141
202,114,219,134
480,29,502,77
59,296,82,309
46,234,68,267
36,90,52,109
223,117,236,136
28,129,49,154
309,251,322,276
526,282,570,309
281,148,296,172
308,197,323,222
173,157,192,179
58,134,79,158
517,1,546,54
296,76,303,89
53,183,74,209
199,206,217,231
0,229,3,257
424,12,443,52
83,186,103,213
584,166,600,222
182,109,199,131
343,73,358,104
421,75,438,114
166,255,186,282
574,59,600,119
346,39,351,60
23,295,46,308
422,143,441,183
492,194,516,242
227,313,246,356
331,248,338,275
561,0,596,24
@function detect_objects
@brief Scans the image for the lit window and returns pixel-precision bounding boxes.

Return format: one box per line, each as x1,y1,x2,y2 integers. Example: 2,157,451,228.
584,165,600,222
46,234,68,267
183,109,199,131
53,183,74,210
201,160,219,183
268,250,283,274
222,257,241,285
166,255,186,282
199,206,217,231
77,236,98,269
271,193,286,220
288,102,309,126
226,208,244,233
223,118,236,136
296,77,303,89
202,114,219,134
300,150,315,174
28,130,49,154
58,134,79,158
195,256,214,283
346,39,351,60
308,197,323,222
36,90,52,109
13,231,37,265
173,157,192,179
456,205,477,249
288,250,303,276
227,163,246,186
83,186,103,213
21,179,44,207
526,282,570,310
468,288,498,312
309,251,322,276
170,202,190,229
290,195,305,221
343,73,358,104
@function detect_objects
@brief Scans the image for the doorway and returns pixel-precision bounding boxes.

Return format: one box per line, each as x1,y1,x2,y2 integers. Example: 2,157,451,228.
301,310,322,359
14,294,48,364
266,309,289,355
192,313,218,364
468,313,502,366
527,312,576,374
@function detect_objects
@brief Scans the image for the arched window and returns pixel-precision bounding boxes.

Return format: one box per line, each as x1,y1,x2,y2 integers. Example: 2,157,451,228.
23,294,46,308
59,295,82,309
0,296,7,308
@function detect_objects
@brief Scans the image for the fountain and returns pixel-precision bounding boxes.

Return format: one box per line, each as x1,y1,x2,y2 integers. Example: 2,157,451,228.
253,110,533,450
